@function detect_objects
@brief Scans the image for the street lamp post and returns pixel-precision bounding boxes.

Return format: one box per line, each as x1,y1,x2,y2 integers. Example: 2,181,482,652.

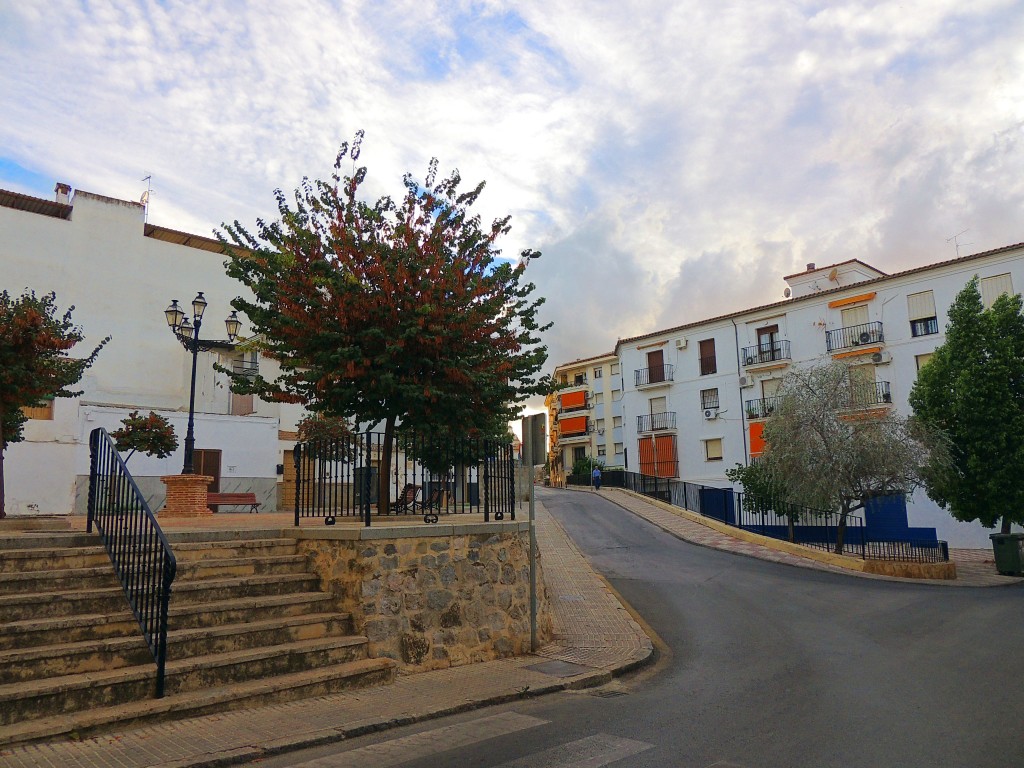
164,293,242,475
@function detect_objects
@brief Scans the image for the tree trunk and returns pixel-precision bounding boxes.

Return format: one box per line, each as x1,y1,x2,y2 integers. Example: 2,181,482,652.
835,502,849,556
787,514,795,543
378,415,395,516
1001,515,1012,535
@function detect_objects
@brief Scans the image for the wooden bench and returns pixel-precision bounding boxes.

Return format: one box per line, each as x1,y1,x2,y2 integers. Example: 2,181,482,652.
207,492,260,514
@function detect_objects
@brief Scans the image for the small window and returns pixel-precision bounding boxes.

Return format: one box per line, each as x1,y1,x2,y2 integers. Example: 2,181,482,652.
700,388,720,410
598,446,607,457
22,399,55,420
907,291,938,337
593,367,603,379
981,273,1014,309
704,438,723,461
915,353,934,372
593,392,604,405
596,418,605,431
573,372,586,385
610,363,620,375
613,416,623,428
614,442,624,455
698,339,717,376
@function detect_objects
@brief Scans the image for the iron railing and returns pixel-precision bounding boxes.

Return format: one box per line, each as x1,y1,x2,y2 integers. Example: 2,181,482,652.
741,340,791,366
567,470,948,562
635,364,674,387
847,381,892,407
826,321,885,352
744,396,783,420
294,430,516,525
699,356,717,376
638,411,677,432
87,428,176,698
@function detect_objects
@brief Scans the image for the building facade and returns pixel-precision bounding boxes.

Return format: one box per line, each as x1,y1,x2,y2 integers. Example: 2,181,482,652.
1,184,306,516
555,243,1024,548
545,352,624,484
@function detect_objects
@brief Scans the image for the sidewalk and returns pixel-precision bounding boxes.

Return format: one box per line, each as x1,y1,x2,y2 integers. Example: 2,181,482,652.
590,487,1023,587
0,500,653,768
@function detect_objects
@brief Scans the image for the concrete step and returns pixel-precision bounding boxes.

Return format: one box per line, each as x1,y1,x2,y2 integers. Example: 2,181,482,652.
0,585,130,622
0,612,355,684
0,656,396,748
0,516,73,532
0,610,140,651
169,538,298,561
175,553,309,579
0,564,120,593
168,591,337,629
0,531,96,550
0,635,373,726
170,573,322,605
0,545,109,573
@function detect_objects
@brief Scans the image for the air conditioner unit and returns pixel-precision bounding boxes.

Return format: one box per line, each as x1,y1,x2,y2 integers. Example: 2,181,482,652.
675,337,688,349
738,375,754,388
703,408,719,420
871,351,892,364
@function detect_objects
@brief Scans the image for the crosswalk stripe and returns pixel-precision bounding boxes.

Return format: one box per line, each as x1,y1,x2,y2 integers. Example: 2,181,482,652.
287,711,549,767
493,733,654,768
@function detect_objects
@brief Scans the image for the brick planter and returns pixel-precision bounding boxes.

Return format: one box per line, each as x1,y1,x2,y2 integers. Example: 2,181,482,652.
160,475,214,517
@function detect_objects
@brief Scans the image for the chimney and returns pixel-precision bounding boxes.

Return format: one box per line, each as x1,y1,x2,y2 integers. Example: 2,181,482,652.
806,262,816,272
54,183,71,205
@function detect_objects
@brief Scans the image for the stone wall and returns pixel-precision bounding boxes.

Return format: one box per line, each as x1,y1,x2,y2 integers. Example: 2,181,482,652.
291,521,551,673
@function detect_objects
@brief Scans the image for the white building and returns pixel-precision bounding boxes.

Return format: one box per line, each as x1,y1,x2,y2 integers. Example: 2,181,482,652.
613,243,1024,548
1,184,306,516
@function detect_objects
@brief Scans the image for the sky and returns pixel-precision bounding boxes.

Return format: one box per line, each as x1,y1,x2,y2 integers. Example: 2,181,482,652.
3,0,1024,400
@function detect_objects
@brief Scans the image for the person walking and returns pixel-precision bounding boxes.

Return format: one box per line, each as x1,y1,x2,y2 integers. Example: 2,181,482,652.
592,466,602,490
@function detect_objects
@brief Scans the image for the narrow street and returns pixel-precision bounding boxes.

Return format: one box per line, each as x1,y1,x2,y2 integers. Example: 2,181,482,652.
253,488,1024,768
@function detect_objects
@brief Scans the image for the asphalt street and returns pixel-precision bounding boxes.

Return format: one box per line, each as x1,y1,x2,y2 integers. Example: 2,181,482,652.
252,488,1024,768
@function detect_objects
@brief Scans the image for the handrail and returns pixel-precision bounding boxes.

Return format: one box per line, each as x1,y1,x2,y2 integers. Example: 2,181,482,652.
87,427,176,698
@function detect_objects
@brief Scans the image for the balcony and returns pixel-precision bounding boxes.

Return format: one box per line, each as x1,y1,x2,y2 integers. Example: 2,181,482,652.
635,364,674,388
744,396,782,420
556,427,591,445
845,381,892,408
826,321,884,353
741,340,791,367
699,356,717,376
638,411,677,433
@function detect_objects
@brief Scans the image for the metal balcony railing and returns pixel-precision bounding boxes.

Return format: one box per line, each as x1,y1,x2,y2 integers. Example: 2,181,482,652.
826,321,884,352
558,402,590,416
846,381,892,408
635,364,674,387
699,355,717,376
638,411,677,432
744,396,783,420
741,340,791,366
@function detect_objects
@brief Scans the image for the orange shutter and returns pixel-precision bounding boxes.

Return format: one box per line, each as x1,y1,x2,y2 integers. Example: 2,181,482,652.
749,422,766,456
654,434,677,478
560,390,587,409
638,436,655,475
560,415,587,435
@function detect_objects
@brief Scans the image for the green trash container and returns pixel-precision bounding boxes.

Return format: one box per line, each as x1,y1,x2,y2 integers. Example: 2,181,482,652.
990,532,1024,576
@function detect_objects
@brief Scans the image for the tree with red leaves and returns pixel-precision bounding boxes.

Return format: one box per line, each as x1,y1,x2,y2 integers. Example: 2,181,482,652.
0,291,108,518
221,133,551,512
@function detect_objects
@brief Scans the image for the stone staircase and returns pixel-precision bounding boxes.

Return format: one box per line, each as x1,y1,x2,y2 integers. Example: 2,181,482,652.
0,526,395,747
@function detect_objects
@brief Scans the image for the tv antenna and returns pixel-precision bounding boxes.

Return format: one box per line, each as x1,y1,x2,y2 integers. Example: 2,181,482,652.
946,229,972,258
140,175,154,222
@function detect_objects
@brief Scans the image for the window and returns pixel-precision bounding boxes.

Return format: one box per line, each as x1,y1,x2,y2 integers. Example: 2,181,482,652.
638,434,677,477
646,349,666,383
698,338,717,376
762,378,781,398
849,364,876,406
610,363,620,375
704,438,723,461
649,396,667,415
573,446,587,464
700,388,719,410
573,372,586,385
613,416,623,428
593,392,604,405
614,442,624,455
22,398,55,420
594,367,603,379
596,418,605,432
598,446,607,457
907,291,938,337
915,353,934,372
981,273,1014,309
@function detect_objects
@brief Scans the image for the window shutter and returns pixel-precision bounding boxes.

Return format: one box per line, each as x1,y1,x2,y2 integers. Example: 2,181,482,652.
981,274,1014,309
907,290,936,321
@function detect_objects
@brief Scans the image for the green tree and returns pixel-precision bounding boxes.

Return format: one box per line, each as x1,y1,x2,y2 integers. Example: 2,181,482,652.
221,133,551,512
726,460,795,541
763,361,942,553
571,454,603,478
909,277,1024,534
0,291,107,518
111,411,178,463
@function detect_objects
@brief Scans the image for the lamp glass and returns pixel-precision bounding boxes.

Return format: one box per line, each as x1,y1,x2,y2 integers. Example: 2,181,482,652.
192,292,208,321
165,300,185,329
179,317,194,339
225,311,241,341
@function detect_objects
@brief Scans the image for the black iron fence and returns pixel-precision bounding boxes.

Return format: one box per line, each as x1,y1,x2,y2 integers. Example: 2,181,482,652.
826,321,885,352
87,428,176,698
635,364,675,387
741,340,792,366
294,430,516,525
744,396,783,420
848,381,892,407
638,411,677,432
567,469,947,562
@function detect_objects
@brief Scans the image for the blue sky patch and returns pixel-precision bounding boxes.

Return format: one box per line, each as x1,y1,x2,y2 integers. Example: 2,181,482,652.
0,157,52,197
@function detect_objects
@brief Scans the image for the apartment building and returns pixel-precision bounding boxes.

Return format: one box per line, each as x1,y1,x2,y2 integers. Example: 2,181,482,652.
1,184,306,516
612,243,1024,548
545,352,624,484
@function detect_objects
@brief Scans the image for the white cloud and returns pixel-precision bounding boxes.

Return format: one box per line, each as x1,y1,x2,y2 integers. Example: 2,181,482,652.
1,0,1023,379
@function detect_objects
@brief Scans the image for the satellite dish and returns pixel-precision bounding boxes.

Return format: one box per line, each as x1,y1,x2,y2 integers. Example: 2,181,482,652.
783,287,792,298
828,268,839,282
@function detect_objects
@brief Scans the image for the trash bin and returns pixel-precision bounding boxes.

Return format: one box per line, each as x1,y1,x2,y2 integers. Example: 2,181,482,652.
990,532,1024,576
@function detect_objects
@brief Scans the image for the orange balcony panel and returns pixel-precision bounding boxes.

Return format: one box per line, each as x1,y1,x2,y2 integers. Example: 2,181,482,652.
560,415,588,435
749,422,766,456
560,390,587,409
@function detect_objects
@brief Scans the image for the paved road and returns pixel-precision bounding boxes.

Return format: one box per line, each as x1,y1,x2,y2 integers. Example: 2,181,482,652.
254,488,1024,768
